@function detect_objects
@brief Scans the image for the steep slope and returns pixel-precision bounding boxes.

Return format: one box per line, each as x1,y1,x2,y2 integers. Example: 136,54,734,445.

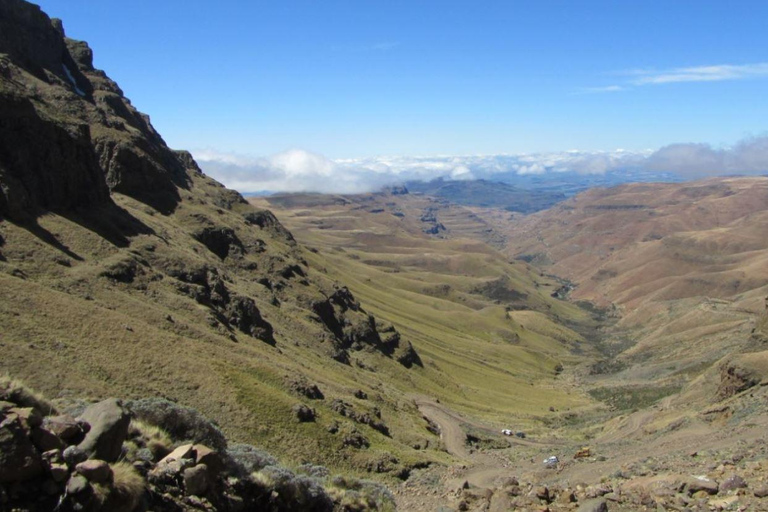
0,0,434,476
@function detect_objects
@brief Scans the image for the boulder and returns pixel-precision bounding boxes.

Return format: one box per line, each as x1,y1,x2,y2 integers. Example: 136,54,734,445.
577,498,608,512
44,414,86,441
685,476,719,495
62,445,88,467
183,463,211,496
292,404,316,422
720,474,747,491
77,398,130,462
0,415,43,482
10,407,43,429
193,444,223,476
535,486,550,501
76,459,113,484
49,462,70,483
66,474,91,495
31,426,64,452
159,443,195,465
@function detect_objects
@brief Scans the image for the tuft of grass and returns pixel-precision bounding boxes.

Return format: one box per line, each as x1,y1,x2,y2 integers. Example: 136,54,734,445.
93,462,145,512
127,419,172,460
0,374,57,415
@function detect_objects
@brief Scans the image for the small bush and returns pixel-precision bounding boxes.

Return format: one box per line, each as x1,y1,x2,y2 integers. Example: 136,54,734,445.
296,463,330,478
328,476,396,512
252,466,333,512
126,398,226,451
225,444,278,476
0,374,57,415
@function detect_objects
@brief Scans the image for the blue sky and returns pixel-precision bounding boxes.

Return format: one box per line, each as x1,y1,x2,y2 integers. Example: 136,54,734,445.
33,1,768,192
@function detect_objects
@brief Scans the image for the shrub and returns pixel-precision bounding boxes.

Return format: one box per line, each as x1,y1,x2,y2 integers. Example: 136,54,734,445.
296,463,330,479
126,398,226,451
252,466,333,512
328,476,396,512
225,443,278,476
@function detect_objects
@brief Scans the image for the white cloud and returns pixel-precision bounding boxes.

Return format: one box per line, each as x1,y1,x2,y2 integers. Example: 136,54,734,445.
575,85,625,94
628,63,768,85
193,137,768,195
582,62,768,93
644,136,768,177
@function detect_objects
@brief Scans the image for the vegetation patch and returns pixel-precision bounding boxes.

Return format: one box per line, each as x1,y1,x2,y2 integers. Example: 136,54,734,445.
588,384,682,411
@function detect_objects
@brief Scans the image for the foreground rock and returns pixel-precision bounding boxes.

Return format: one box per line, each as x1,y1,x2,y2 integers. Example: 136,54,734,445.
77,398,131,462
0,383,395,512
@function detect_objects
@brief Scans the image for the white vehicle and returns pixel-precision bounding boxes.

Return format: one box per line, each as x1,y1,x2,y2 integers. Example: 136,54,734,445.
501,429,513,436
543,456,559,466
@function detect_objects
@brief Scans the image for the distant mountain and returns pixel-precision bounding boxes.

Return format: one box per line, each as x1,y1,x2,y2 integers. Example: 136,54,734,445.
405,178,565,213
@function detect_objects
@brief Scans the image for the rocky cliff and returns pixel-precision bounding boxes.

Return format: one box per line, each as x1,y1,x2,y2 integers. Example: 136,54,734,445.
0,0,426,481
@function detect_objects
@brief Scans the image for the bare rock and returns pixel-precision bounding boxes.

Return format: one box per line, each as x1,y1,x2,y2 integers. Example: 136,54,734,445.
49,462,70,483
44,414,86,442
31,426,64,452
753,486,768,498
76,459,112,483
0,415,43,482
183,463,210,496
193,444,223,476
578,498,608,512
160,443,195,465
77,398,130,462
66,474,90,495
10,407,43,429
685,476,719,495
719,474,747,491
63,445,88,467
535,486,550,501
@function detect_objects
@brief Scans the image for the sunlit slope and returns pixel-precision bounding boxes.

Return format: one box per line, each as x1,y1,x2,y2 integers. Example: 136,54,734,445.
504,177,768,316
493,177,768,413
252,192,597,426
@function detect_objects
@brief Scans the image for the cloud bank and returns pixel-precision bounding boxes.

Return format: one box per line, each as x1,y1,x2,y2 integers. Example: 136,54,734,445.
193,136,768,194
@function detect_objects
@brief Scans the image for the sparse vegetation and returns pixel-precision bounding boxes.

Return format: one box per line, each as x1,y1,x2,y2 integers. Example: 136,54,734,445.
588,384,682,411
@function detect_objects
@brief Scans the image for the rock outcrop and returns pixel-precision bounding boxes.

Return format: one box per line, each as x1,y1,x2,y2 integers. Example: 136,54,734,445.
0,386,394,512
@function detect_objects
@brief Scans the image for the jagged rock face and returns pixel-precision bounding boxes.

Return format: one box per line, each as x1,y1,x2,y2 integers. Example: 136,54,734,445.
0,0,194,219
0,95,110,219
717,353,767,399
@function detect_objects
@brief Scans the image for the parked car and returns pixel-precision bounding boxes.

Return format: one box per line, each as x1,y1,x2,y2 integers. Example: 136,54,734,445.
501,429,513,436
543,456,559,466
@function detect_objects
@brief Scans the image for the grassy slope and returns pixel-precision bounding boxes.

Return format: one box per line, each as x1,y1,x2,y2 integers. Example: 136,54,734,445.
252,192,598,430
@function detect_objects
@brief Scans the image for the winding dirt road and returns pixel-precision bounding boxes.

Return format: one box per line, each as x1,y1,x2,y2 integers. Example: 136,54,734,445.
414,397,533,488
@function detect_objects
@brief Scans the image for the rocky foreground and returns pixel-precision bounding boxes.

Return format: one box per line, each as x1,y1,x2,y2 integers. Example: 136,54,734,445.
0,377,395,511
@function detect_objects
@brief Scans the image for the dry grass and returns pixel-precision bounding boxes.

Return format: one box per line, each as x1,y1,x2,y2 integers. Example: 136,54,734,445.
92,462,145,512
126,419,172,460
0,374,57,415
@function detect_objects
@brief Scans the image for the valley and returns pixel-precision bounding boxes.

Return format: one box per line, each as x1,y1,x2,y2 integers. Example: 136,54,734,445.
1,1,768,511
253,182,768,510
